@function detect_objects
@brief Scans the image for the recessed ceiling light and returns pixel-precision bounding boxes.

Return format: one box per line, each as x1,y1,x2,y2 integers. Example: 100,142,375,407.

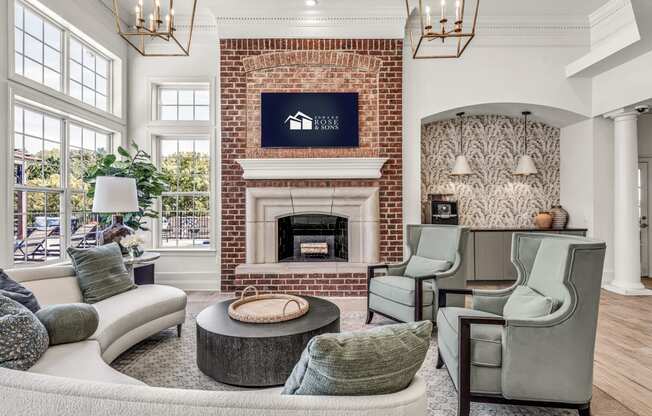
305,0,318,6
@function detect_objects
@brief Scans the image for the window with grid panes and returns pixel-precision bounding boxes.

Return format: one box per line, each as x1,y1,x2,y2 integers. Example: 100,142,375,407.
159,88,210,121
159,138,211,248
69,37,110,112
14,1,63,90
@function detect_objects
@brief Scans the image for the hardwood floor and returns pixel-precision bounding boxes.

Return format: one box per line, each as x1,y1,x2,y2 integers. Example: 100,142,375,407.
187,279,652,416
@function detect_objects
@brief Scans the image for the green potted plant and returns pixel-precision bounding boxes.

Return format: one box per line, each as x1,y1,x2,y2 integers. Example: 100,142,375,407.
84,141,170,233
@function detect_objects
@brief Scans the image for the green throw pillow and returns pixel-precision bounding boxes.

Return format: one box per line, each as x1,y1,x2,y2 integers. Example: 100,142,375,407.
503,285,557,319
282,321,432,396
36,303,99,345
0,295,49,370
67,243,136,304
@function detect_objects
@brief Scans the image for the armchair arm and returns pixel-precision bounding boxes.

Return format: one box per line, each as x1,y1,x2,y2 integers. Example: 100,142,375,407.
438,288,473,309
433,255,463,279
458,316,506,413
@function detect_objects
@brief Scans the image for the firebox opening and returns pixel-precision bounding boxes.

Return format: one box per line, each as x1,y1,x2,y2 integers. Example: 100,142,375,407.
278,214,349,262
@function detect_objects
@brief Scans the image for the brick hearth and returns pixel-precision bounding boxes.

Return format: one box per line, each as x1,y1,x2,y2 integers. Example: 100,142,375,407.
220,39,403,295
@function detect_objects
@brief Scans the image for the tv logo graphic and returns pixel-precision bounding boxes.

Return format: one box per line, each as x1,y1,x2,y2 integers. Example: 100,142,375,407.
284,111,339,131
284,111,313,130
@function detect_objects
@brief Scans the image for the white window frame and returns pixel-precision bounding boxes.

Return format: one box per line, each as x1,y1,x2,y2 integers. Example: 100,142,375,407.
10,99,114,266
67,35,113,113
152,83,211,123
152,134,214,251
8,0,122,120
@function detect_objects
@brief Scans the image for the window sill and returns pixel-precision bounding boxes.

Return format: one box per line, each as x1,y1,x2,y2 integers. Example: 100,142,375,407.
154,248,217,256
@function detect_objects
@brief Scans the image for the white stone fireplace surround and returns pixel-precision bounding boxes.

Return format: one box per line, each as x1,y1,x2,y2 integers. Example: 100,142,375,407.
243,187,380,266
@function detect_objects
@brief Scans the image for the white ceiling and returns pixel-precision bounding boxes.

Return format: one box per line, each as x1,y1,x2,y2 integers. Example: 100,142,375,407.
203,0,609,19
110,0,610,20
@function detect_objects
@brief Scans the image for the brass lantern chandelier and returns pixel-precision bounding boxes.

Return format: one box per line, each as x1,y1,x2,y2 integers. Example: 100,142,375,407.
405,0,480,59
111,0,197,56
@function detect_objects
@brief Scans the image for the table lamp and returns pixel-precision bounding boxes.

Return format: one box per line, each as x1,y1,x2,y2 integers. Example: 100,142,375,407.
92,176,139,253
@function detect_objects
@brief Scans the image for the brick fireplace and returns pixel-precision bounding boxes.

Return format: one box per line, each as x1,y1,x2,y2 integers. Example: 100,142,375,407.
220,39,403,296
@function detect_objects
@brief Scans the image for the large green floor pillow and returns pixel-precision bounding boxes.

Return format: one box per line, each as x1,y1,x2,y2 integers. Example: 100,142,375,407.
282,321,432,396
0,295,49,370
36,303,99,346
67,243,136,304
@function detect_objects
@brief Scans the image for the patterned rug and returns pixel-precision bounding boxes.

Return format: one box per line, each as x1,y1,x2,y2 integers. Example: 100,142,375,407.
112,306,575,416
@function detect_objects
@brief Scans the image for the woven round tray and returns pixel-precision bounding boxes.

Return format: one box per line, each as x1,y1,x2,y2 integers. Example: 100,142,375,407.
228,286,310,323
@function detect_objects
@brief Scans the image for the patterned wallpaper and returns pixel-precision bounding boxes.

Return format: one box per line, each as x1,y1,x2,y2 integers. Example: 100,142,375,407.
421,115,560,228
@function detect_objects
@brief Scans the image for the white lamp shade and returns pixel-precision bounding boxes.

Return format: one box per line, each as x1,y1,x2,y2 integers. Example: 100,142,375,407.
92,176,139,213
451,155,473,176
513,155,538,176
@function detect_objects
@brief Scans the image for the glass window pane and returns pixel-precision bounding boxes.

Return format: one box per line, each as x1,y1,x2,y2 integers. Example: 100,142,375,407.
44,46,60,71
96,56,108,78
160,90,177,105
43,22,60,50
44,116,60,141
96,134,109,152
195,90,209,105
15,3,24,28
24,136,42,156
83,87,95,105
82,67,95,88
70,80,82,100
25,35,43,63
15,29,24,53
70,38,82,62
70,61,81,81
24,109,43,137
178,106,194,121
69,124,82,148
43,68,60,90
195,106,209,121
160,106,177,120
24,58,43,83
83,128,95,150
178,90,193,105
96,94,107,111
82,46,95,69
14,106,24,133
24,10,43,40
15,52,24,75
96,75,107,95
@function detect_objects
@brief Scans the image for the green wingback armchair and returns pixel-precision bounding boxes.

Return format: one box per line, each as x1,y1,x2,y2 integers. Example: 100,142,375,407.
437,233,606,416
366,224,469,323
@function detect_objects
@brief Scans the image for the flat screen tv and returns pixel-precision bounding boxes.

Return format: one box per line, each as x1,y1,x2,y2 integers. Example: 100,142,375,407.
260,92,359,148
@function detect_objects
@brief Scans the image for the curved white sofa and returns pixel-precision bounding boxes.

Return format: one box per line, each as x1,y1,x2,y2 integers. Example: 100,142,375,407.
0,264,427,416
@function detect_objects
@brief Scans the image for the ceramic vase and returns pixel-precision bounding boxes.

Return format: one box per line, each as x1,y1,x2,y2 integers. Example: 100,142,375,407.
534,211,553,229
550,205,569,230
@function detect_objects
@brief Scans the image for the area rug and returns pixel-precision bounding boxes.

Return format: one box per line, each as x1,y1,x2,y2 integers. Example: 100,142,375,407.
112,305,575,416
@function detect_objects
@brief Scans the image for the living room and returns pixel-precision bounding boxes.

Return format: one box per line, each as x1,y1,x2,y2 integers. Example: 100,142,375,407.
1,0,651,415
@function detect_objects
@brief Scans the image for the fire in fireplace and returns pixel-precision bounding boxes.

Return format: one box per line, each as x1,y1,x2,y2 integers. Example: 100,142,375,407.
278,214,348,262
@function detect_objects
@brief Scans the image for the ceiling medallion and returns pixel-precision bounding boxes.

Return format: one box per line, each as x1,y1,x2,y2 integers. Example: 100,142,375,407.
111,0,197,56
405,0,480,59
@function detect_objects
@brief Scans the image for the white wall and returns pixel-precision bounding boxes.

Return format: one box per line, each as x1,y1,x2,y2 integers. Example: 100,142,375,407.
403,44,593,238
127,31,220,290
638,114,652,156
560,117,615,283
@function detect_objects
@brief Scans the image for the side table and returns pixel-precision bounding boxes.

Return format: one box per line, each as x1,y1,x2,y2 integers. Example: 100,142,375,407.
124,252,161,285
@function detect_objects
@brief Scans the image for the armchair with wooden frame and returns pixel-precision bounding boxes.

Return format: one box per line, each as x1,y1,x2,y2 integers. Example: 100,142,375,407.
436,233,606,416
366,224,469,323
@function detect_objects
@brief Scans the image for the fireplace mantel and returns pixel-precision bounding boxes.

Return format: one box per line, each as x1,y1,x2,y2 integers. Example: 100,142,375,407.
236,157,388,180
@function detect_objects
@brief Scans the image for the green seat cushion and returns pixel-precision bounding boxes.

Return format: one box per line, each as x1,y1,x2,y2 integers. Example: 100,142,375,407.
369,276,434,306
404,255,451,278
0,295,49,370
282,321,432,396
36,303,99,346
503,285,557,319
67,243,136,304
437,307,503,368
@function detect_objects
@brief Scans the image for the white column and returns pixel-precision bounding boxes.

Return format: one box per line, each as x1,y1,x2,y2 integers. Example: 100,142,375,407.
605,111,652,295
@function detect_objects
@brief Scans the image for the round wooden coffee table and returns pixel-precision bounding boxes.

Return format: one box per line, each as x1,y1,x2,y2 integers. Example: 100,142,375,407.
196,296,340,387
